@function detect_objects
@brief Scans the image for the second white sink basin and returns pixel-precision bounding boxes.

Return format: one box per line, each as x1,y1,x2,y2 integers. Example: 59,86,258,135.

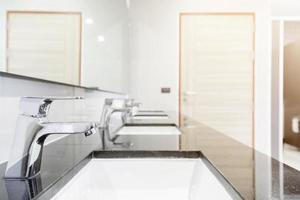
116,126,181,136
132,116,169,120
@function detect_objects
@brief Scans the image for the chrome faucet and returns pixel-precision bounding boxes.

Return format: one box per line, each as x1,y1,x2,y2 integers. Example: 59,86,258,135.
125,99,141,118
5,97,97,179
99,98,133,149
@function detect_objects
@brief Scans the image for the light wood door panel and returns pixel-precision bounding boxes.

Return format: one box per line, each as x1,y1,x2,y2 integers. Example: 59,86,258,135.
180,14,255,148
7,12,81,85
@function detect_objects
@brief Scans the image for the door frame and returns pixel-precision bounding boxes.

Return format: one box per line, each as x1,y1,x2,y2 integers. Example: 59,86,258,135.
5,10,83,85
269,16,300,197
178,12,256,148
271,16,300,161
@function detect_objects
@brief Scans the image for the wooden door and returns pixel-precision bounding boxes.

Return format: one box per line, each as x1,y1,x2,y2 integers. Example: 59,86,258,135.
180,13,255,149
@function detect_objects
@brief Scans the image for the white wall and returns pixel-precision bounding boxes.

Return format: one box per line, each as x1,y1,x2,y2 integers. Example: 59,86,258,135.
128,0,272,155
0,74,126,164
272,0,300,17
0,0,129,93
271,21,282,160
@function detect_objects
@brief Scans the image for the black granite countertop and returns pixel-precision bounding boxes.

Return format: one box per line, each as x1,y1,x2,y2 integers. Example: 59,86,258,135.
1,122,300,199
0,151,244,200
180,123,300,200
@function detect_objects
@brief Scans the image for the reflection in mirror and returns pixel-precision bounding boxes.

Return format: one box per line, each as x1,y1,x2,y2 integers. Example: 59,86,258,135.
6,11,81,85
0,0,129,93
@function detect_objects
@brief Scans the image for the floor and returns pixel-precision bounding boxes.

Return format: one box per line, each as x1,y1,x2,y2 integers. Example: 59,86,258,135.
283,143,300,171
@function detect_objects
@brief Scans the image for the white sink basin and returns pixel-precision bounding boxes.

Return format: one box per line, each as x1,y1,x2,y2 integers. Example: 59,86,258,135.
136,110,166,116
51,159,235,200
132,114,169,120
116,126,181,136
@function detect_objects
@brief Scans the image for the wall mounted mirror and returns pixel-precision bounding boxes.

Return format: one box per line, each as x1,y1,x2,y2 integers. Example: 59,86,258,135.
0,0,129,93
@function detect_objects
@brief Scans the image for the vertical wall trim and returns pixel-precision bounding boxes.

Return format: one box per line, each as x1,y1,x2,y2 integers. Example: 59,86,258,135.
178,13,182,149
278,20,284,162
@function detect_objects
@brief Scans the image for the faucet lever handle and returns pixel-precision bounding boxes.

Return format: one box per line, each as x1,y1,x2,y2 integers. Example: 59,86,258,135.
20,96,84,118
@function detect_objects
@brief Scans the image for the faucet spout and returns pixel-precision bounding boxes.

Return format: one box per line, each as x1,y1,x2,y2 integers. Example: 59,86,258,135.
25,122,97,179
4,96,97,180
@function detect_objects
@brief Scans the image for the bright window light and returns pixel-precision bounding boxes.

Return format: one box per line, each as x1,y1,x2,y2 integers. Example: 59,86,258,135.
85,18,94,25
126,0,131,9
97,35,105,42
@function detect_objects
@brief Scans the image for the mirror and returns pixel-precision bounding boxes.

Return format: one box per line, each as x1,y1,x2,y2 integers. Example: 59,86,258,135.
0,0,129,93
